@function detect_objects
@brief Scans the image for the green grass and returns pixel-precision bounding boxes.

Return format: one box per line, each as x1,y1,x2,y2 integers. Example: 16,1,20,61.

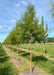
7,45,54,73
15,43,54,58
0,46,18,75
18,51,54,73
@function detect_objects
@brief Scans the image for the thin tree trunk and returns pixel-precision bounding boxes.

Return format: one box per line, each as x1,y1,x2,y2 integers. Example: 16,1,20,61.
17,44,18,59
43,39,46,55
30,44,32,72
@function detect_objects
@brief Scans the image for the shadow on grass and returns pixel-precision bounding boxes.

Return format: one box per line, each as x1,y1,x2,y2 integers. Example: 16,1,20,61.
32,55,48,62
10,47,48,62
0,55,9,63
20,52,30,57
8,46,54,73
32,55,48,72
17,50,48,72
0,46,18,75
0,46,9,63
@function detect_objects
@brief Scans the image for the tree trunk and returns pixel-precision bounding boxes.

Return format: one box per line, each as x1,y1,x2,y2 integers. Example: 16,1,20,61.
30,50,32,72
30,44,32,72
17,44,18,59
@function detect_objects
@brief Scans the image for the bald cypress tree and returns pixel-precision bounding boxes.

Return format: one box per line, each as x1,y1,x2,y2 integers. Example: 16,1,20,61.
15,2,39,43
40,16,48,44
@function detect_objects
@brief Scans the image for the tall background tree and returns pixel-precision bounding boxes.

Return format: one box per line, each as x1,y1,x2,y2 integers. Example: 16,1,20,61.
39,16,48,44
48,0,54,21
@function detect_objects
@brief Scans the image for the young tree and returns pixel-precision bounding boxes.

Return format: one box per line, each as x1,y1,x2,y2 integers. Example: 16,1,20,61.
39,16,48,44
15,2,39,72
39,16,48,54
3,2,48,72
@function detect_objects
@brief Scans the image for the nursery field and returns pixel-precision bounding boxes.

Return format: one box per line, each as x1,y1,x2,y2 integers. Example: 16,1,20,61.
6,43,54,73
12,43,54,58
0,46,18,75
0,0,54,75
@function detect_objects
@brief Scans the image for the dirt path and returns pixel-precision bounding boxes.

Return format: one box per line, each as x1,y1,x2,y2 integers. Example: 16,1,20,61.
3,46,30,72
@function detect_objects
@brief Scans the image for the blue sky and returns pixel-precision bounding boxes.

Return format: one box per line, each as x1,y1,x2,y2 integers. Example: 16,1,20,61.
0,0,54,42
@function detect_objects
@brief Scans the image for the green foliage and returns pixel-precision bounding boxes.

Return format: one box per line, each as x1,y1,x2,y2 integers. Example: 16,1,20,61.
3,2,48,44
38,16,48,44
47,37,54,42
3,29,16,45
48,0,54,20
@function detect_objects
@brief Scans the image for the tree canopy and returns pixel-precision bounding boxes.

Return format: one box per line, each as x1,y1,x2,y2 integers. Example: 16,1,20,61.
48,0,54,21
3,2,48,45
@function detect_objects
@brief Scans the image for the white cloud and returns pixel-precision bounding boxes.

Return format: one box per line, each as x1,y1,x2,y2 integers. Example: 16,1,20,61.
16,1,26,7
10,20,16,22
16,3,20,7
22,1,26,5
0,25,3,29
0,24,12,32
3,25,7,27
21,1,26,6
0,25,7,29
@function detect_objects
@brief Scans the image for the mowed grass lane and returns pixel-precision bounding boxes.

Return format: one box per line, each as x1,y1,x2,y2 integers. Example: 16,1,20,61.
0,46,18,75
7,45,54,73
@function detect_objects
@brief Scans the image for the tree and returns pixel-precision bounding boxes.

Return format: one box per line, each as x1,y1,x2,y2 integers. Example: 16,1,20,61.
3,2,48,72
3,29,16,45
14,2,39,72
39,16,48,44
16,2,38,43
39,16,48,54
48,0,54,21
47,37,54,42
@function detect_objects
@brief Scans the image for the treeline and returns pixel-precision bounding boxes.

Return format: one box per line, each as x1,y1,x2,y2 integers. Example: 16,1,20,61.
47,37,54,42
3,2,48,45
